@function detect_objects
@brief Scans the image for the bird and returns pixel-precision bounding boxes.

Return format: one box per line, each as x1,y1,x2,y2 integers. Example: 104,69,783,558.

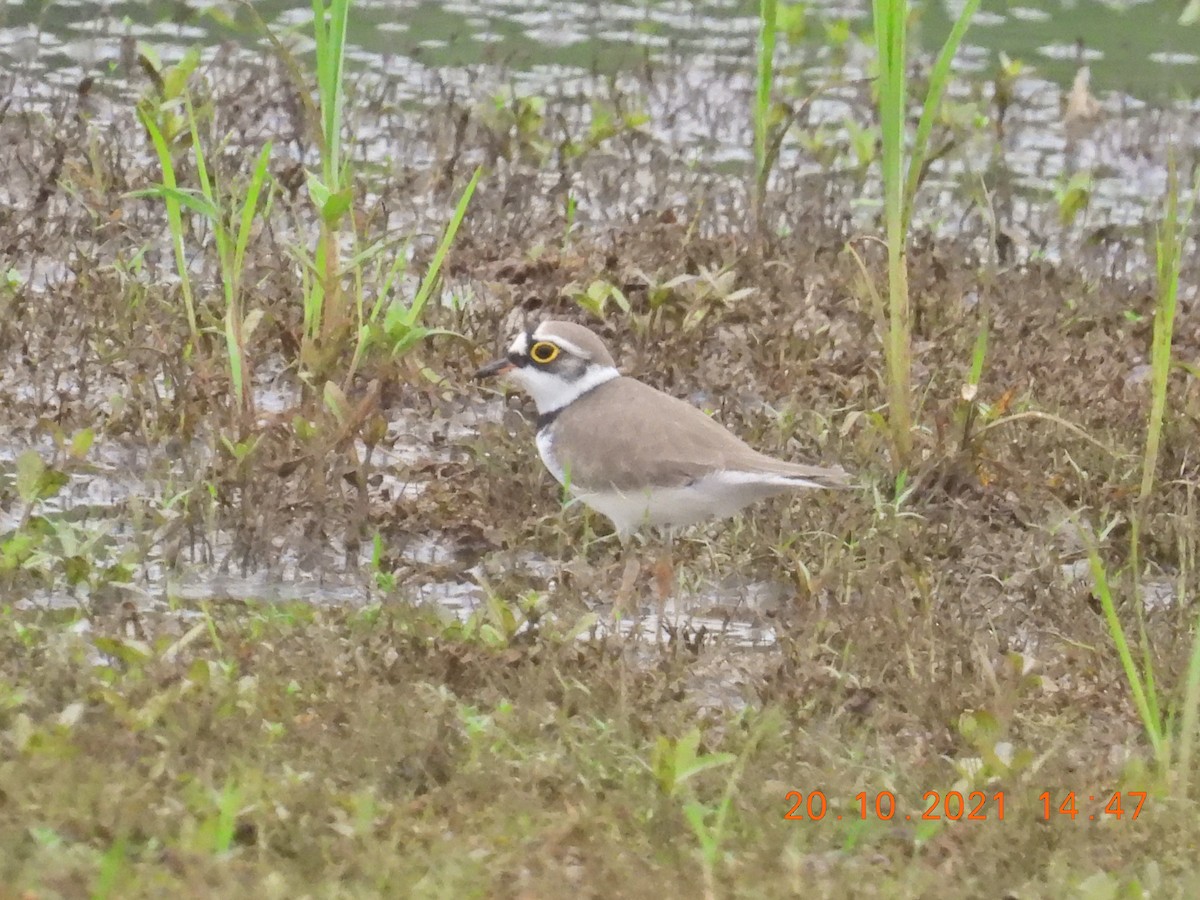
473,320,849,542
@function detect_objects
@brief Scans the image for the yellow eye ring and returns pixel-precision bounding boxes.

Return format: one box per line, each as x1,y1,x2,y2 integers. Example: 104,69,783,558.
529,341,560,364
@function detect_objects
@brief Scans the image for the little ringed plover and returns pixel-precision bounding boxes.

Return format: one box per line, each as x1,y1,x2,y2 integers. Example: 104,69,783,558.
474,321,849,535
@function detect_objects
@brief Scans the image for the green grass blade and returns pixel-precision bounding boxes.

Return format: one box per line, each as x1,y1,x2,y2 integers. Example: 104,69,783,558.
1085,540,1164,760
126,185,219,220
1139,613,1163,742
1141,161,1179,502
312,0,331,164
232,142,274,294
314,0,351,186
184,95,234,309
1176,609,1200,797
224,305,247,415
185,95,215,206
754,0,778,198
902,0,980,233
403,166,482,331
136,105,198,337
340,236,397,273
372,242,411,324
872,0,913,464
968,318,988,387
872,0,905,246
1141,159,1198,502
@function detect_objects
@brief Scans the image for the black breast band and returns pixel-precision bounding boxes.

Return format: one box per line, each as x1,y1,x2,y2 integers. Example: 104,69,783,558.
535,378,610,433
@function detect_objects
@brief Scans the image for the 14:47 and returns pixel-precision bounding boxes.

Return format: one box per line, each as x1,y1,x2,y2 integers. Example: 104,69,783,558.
1038,791,1147,820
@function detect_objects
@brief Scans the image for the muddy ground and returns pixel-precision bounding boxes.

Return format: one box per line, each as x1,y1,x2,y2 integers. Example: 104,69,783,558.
2,54,1200,897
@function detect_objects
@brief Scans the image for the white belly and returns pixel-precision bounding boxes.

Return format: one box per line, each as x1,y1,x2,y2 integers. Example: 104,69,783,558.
536,429,787,535
574,481,771,534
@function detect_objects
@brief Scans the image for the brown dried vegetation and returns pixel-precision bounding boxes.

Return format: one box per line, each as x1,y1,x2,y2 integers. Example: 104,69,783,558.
1,57,1199,897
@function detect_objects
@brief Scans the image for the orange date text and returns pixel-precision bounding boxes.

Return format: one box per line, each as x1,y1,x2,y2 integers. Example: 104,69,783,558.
784,790,1006,821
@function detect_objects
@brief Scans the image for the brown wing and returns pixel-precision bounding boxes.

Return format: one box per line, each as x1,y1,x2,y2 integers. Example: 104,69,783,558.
547,377,849,492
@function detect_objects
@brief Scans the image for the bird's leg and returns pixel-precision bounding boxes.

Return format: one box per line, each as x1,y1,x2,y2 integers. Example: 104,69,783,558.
611,529,645,633
614,554,641,623
652,528,678,640
652,553,674,605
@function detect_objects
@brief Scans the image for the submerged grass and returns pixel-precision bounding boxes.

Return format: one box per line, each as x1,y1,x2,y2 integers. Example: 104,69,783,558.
305,0,354,350
132,0,480,414
134,89,274,419
134,47,203,341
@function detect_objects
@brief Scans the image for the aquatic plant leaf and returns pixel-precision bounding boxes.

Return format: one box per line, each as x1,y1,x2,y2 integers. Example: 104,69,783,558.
651,735,677,794
1057,171,1093,226
102,564,134,585
778,2,807,42
651,728,735,796
62,556,91,587
0,532,39,572
15,451,67,504
305,171,352,223
320,187,354,223
323,381,349,424
306,173,331,210
92,636,153,667
15,451,45,504
674,749,736,786
69,429,94,460
161,47,202,100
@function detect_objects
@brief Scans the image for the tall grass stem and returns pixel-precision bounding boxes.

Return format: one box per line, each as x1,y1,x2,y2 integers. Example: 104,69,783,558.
752,0,778,230
869,0,978,467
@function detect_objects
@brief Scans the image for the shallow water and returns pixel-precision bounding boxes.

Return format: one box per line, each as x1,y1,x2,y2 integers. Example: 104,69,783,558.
4,0,1198,98
0,0,1196,639
2,0,1196,269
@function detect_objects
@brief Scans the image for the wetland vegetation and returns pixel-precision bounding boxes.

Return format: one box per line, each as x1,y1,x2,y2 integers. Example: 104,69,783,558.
2,0,1200,896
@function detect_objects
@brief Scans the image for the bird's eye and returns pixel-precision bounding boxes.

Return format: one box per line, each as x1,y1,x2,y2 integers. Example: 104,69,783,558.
529,341,560,364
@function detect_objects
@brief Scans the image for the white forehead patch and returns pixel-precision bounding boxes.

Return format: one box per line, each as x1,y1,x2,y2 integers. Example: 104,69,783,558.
508,332,530,355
